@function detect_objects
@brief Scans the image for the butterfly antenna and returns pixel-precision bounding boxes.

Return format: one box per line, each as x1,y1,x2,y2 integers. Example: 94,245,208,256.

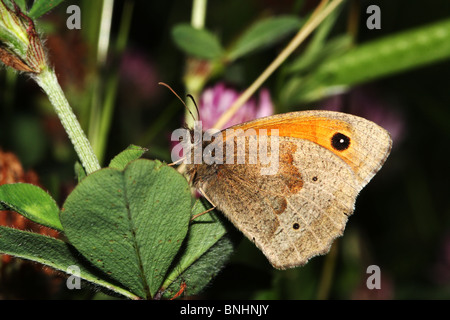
158,82,197,123
159,82,192,167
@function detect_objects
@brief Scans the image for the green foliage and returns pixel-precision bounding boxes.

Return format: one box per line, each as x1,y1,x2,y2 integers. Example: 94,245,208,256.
2,0,65,18
280,17,450,106
172,15,303,63
0,154,234,299
172,24,224,60
74,162,87,182
0,183,62,230
161,200,237,298
28,0,66,19
286,6,345,74
61,159,192,299
2,0,26,12
227,16,303,61
108,145,147,170
0,225,138,299
171,4,450,110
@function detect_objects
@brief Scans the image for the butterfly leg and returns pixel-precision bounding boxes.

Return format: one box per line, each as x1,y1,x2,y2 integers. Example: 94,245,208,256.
168,157,186,166
190,187,217,221
170,281,187,300
190,206,216,221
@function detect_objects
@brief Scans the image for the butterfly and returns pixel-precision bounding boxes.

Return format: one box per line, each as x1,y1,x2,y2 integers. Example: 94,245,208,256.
184,110,392,269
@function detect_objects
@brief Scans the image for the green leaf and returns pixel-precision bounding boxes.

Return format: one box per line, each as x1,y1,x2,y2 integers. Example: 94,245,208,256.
172,24,224,60
227,15,303,61
287,34,353,74
3,0,27,12
0,183,62,231
74,161,87,182
60,159,192,299
161,200,239,298
321,18,450,86
164,234,237,299
282,18,450,105
0,226,138,299
108,145,147,170
28,0,66,19
286,5,348,74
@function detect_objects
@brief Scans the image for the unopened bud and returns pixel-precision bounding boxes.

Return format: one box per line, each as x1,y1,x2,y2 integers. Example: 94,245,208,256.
0,0,46,73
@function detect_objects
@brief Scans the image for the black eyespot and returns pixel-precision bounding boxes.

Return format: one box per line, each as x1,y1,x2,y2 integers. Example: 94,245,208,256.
331,133,351,151
293,223,300,230
312,176,318,182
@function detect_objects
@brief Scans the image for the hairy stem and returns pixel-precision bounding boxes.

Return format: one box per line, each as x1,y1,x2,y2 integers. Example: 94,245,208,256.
35,67,101,174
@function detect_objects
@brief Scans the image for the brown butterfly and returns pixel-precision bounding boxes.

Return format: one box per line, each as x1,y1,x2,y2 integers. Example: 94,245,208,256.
185,110,392,269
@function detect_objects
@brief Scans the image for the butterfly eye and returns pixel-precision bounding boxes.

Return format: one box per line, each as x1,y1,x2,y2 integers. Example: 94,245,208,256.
292,223,300,230
331,132,351,151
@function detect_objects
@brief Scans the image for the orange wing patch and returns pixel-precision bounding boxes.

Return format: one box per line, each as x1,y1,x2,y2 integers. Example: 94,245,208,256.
233,116,360,172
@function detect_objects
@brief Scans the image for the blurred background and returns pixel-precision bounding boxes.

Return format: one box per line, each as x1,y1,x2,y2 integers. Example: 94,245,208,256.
0,0,449,299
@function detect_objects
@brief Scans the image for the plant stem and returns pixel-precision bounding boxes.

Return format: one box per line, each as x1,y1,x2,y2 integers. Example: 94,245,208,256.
97,0,114,65
213,0,343,129
88,0,115,165
95,0,133,165
191,0,207,29
347,0,360,40
34,67,101,174
183,0,208,128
